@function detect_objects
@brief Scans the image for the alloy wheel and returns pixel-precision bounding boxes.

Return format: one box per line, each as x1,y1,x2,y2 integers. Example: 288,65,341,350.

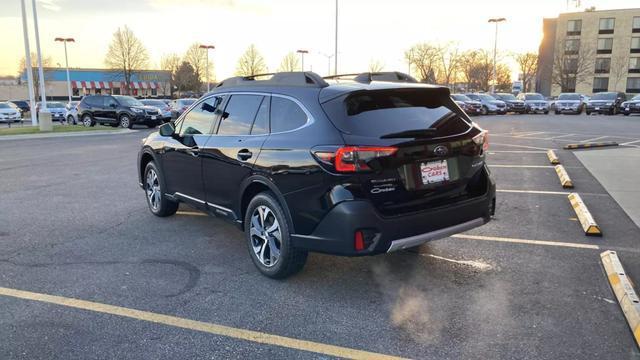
120,115,130,128
249,205,281,267
82,115,92,127
145,168,161,211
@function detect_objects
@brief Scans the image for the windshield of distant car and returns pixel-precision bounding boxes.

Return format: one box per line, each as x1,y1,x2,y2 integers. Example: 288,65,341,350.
451,94,471,102
115,96,143,107
558,94,581,100
633,95,640,101
45,102,65,108
524,94,544,100
478,94,496,102
0,103,11,109
497,94,516,100
179,99,196,106
591,93,616,100
141,100,166,107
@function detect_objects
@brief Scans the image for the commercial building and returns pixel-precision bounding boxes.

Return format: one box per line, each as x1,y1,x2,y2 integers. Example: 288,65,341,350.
1,68,171,100
537,8,640,96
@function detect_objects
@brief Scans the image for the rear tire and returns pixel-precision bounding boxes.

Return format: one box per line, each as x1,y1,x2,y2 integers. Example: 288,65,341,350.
586,110,591,115
81,114,95,127
480,106,488,115
244,192,307,279
143,162,178,217
555,110,560,115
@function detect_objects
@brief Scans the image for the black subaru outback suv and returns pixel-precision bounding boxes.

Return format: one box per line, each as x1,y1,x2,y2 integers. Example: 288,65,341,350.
138,72,495,278
77,95,162,128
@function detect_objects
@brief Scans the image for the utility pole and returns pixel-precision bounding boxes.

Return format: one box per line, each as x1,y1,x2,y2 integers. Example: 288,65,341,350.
488,17,506,93
334,0,338,75
296,49,308,71
199,44,215,92
319,53,334,76
31,0,46,109
55,37,75,103
20,0,37,126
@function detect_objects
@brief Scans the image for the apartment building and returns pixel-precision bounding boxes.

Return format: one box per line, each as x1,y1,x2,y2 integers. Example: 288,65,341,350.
537,8,640,97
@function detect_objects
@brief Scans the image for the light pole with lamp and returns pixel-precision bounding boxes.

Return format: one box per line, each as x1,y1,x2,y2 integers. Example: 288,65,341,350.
296,49,308,71
19,0,37,126
55,37,75,104
488,17,506,93
199,44,215,92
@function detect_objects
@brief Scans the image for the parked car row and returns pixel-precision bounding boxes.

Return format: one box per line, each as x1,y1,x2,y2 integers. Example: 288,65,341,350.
451,92,548,115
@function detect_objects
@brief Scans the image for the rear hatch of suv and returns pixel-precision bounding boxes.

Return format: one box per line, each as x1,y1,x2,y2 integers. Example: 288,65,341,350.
319,86,488,217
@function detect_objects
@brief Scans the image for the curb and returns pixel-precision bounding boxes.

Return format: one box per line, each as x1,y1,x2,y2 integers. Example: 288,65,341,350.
564,142,618,150
0,129,137,141
568,193,601,236
555,165,573,188
547,149,560,164
600,250,640,348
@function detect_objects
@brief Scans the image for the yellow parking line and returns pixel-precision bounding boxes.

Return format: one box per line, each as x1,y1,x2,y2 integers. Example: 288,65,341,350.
0,286,406,360
451,234,600,250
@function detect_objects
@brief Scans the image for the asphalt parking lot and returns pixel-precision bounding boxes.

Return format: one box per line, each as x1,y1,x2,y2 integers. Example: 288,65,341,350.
1,114,640,359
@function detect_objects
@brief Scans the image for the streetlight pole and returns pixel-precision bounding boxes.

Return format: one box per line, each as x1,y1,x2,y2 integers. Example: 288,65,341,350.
296,49,308,71
488,17,506,93
319,53,334,76
199,44,215,93
55,37,75,103
334,0,338,75
20,0,37,126
31,0,46,109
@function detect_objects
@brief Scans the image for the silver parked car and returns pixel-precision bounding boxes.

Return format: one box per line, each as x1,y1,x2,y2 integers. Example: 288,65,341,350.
554,93,586,115
65,101,80,124
465,93,507,115
140,99,172,122
517,93,549,114
36,101,67,121
0,102,21,123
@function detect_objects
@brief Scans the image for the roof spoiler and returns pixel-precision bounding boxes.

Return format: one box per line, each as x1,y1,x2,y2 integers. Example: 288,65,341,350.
216,72,329,88
323,71,418,84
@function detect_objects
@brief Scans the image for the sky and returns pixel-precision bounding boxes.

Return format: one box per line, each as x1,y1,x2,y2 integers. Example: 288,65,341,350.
1,0,639,80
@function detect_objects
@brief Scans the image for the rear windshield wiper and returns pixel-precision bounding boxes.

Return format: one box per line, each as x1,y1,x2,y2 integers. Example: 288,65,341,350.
380,128,437,139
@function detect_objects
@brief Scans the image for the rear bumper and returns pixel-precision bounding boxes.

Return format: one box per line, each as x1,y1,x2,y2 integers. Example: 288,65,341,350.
291,170,496,256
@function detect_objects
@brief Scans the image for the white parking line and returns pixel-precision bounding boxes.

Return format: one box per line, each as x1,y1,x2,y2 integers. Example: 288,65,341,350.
451,234,600,250
491,142,553,151
620,139,640,146
497,189,571,195
515,131,546,137
545,133,576,140
490,165,554,169
581,135,609,143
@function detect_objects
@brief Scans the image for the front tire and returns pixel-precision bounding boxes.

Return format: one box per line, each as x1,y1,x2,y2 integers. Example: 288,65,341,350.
119,114,133,129
481,106,488,115
144,162,178,217
244,192,307,279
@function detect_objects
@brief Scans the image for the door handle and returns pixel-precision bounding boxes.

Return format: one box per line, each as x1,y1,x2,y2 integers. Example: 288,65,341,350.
185,147,199,157
237,149,253,161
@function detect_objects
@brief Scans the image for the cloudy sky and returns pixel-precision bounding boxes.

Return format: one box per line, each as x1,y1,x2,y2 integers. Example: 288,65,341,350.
1,0,639,80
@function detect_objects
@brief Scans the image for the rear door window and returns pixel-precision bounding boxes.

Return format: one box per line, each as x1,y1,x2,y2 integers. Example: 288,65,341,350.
270,97,308,133
216,94,265,136
321,89,470,138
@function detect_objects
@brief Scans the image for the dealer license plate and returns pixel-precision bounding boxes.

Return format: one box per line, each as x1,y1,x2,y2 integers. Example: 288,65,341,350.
420,160,450,185
151,116,157,120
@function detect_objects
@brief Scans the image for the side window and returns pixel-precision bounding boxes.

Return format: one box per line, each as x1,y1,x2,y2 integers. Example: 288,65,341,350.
104,97,118,108
270,97,308,133
178,96,223,136
251,97,270,135
217,94,264,136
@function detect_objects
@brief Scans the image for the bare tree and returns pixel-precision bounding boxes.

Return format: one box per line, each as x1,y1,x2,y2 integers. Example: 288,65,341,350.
459,50,481,91
438,44,461,87
18,53,53,100
235,44,267,76
405,43,442,83
514,52,538,92
183,43,214,86
104,25,149,95
495,63,513,92
368,59,385,73
278,52,300,72
610,54,629,91
551,47,594,92
160,53,181,97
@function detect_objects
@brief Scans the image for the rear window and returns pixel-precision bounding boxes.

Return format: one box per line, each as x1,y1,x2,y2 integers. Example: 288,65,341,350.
321,89,471,138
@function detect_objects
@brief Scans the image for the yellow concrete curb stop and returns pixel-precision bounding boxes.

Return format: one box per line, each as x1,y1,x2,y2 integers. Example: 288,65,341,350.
555,165,573,188
547,149,560,164
564,141,618,150
568,193,601,236
600,250,640,348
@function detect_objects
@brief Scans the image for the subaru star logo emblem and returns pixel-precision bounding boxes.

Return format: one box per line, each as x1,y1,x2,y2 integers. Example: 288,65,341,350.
433,145,448,157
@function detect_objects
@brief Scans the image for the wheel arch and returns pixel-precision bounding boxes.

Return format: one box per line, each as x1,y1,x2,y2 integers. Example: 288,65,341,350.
238,175,295,233
139,149,163,188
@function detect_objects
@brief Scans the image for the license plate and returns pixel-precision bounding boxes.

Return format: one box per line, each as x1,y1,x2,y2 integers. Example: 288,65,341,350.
151,116,157,120
420,160,449,185
626,108,630,111
595,107,600,110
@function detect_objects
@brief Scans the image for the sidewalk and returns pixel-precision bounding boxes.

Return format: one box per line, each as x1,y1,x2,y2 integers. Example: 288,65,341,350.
0,128,138,141
575,147,640,228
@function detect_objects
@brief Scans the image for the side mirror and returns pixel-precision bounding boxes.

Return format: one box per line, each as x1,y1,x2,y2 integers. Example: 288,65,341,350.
159,122,175,137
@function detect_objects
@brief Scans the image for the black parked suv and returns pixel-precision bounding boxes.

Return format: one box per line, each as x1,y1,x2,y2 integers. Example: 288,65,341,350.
137,72,496,278
77,95,162,128
585,92,626,115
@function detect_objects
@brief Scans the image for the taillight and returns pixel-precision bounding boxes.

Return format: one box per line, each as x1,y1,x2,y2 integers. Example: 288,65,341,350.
317,146,397,173
472,130,489,152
